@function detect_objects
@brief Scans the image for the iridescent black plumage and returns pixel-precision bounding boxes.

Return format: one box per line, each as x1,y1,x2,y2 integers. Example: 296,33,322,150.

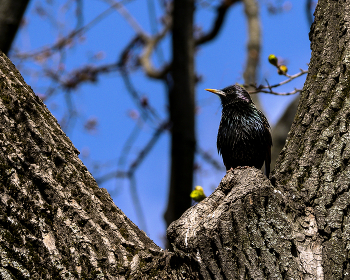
206,85,272,176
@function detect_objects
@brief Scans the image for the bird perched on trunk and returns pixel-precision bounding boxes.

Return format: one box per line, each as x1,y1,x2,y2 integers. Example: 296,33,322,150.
206,85,272,176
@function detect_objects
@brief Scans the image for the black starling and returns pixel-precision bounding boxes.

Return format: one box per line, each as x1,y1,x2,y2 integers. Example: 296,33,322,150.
206,85,272,176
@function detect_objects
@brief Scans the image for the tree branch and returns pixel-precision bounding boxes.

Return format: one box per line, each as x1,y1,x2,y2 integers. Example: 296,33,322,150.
248,69,308,95
195,0,241,46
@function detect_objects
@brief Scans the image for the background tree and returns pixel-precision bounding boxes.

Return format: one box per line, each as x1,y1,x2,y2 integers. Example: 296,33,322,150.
0,0,30,55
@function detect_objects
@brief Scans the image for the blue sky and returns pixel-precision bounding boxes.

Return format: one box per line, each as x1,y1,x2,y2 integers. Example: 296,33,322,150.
13,0,313,248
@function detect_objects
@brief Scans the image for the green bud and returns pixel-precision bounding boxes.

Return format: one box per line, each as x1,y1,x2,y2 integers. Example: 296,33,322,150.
278,65,288,75
268,54,278,66
190,186,207,202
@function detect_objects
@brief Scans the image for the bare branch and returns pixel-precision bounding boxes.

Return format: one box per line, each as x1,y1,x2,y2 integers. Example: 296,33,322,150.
243,0,260,88
14,3,120,60
95,120,169,184
102,0,147,37
95,170,128,184
45,62,120,90
75,0,84,28
60,91,78,132
129,174,148,233
195,0,240,46
282,69,308,80
248,69,308,95
117,120,144,172
196,146,225,171
257,88,302,96
139,0,241,79
139,18,172,79
118,36,162,120
128,121,169,175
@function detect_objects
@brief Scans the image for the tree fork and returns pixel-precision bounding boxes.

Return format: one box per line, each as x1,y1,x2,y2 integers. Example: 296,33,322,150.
1,0,350,278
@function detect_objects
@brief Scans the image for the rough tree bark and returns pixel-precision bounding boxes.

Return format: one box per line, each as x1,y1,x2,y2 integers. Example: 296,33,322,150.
1,0,350,279
0,52,166,279
271,0,350,277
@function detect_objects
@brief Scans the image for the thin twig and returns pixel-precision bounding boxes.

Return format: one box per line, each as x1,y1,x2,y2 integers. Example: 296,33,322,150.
95,170,127,184
195,0,240,46
15,2,121,59
95,120,169,184
196,146,225,171
138,12,172,79
128,121,169,175
102,0,147,37
248,69,308,95
258,88,302,96
129,174,148,233
117,119,144,172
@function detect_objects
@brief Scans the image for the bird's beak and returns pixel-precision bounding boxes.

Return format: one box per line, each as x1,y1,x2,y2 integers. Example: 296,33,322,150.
205,88,225,97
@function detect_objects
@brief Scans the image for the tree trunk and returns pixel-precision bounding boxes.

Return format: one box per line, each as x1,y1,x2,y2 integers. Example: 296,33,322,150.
0,52,169,279
271,0,350,277
1,0,350,278
164,0,196,228
243,0,260,89
0,0,30,55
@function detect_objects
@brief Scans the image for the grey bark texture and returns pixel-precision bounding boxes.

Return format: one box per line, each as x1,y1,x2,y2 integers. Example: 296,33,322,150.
0,52,172,279
272,0,350,278
1,0,350,279
167,168,302,279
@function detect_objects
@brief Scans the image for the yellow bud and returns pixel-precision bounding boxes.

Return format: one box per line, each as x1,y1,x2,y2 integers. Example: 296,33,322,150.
190,186,207,202
268,54,278,66
278,65,288,75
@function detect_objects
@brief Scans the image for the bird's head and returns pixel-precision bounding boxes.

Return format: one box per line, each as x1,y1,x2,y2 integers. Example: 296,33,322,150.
205,85,252,105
